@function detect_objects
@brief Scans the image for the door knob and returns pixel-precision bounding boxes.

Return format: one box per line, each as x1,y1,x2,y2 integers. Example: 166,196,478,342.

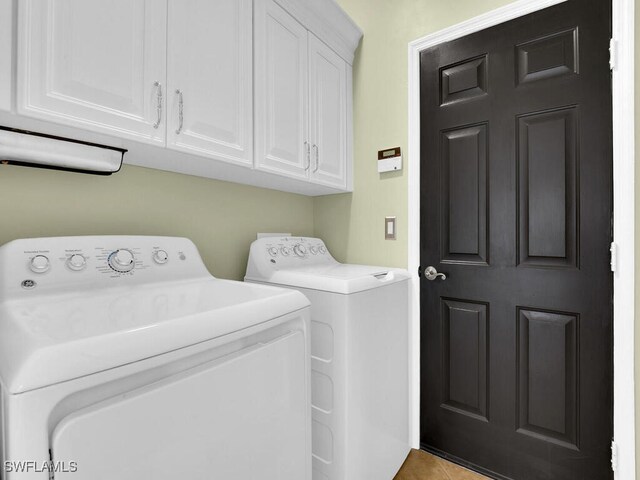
424,266,446,281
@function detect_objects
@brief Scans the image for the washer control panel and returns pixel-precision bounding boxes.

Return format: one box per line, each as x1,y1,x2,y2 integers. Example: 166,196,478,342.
0,236,210,298
261,237,329,261
248,236,336,272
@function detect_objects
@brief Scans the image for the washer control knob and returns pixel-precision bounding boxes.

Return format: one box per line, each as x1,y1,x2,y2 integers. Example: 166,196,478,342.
310,246,318,255
293,244,307,257
30,255,50,273
319,245,327,254
108,249,135,273
280,246,291,256
153,250,169,264
67,254,87,271
268,247,278,257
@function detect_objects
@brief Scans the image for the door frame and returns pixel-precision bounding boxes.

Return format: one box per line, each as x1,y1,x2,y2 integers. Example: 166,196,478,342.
407,0,635,478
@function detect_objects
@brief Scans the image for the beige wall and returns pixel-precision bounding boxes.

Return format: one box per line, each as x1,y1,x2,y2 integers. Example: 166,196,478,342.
0,164,314,281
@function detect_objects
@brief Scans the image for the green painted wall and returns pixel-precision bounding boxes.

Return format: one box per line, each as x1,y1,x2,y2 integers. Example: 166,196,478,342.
0,164,314,280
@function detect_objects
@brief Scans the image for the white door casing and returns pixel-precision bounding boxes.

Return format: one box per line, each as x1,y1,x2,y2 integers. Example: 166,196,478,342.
254,0,310,179
166,0,253,166
18,0,167,145
309,33,348,189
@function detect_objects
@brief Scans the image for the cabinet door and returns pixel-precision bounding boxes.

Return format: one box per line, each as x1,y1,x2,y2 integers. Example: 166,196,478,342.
0,0,12,112
308,34,348,189
18,0,167,145
254,0,309,179
166,0,252,166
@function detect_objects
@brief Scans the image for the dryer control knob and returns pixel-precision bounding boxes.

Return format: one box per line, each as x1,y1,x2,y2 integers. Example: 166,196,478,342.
310,246,318,255
281,246,291,256
268,247,278,257
108,249,135,273
293,244,307,257
30,255,50,273
67,254,87,271
153,250,169,264
319,245,327,254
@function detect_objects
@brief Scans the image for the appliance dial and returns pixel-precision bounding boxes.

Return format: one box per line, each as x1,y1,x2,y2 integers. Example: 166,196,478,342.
108,249,135,273
29,255,50,273
67,254,87,271
310,246,318,255
281,246,291,256
268,247,278,257
293,244,307,257
153,249,169,264
319,245,327,254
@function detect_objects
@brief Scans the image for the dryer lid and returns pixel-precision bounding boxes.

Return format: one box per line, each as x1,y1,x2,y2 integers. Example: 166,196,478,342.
0,278,308,394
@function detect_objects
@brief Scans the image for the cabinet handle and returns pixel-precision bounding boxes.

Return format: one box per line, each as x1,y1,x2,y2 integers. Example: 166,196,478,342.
304,141,310,171
152,81,163,129
313,144,319,172
175,89,184,135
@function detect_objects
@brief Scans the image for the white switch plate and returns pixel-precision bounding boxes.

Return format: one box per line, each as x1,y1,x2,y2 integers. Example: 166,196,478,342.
385,217,396,240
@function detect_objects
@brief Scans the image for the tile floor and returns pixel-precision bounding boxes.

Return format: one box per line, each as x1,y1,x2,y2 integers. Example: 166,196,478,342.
394,449,491,480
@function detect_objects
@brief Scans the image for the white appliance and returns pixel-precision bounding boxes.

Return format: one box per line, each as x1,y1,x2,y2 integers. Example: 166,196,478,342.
245,236,410,480
0,236,311,480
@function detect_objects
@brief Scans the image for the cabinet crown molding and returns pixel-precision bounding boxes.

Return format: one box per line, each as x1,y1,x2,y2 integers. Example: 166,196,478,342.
274,0,362,64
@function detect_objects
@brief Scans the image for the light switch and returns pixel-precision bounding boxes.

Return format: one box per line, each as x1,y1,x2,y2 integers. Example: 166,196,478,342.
385,217,396,240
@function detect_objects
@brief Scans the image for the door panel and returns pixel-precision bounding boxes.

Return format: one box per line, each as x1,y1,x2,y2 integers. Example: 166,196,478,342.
420,1,612,479
517,107,578,268
18,0,167,144
166,0,253,166
441,124,488,265
309,34,348,189
254,0,309,179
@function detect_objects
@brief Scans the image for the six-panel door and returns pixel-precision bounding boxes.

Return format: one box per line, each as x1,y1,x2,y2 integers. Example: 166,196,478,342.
420,1,613,479
18,0,167,145
166,0,253,166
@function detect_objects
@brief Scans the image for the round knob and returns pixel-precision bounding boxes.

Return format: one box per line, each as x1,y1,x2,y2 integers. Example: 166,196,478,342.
310,246,318,255
268,247,278,257
153,250,169,264
280,246,291,256
319,245,327,254
108,249,135,273
293,244,307,257
30,255,50,274
67,254,87,271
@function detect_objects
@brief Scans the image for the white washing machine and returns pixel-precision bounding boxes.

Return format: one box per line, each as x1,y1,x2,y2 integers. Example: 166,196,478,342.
0,236,311,480
245,236,410,480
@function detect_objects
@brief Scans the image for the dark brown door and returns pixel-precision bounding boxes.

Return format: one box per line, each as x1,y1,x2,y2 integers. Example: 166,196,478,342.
419,1,612,479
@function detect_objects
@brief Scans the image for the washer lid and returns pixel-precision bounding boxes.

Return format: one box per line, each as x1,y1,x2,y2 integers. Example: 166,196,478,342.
0,279,308,394
247,264,410,294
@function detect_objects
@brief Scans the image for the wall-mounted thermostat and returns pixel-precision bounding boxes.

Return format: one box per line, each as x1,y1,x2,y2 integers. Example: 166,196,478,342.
378,147,402,173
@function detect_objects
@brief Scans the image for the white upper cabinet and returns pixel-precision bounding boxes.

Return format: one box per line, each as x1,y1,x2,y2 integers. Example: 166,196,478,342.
18,0,167,145
166,0,253,166
308,34,348,189
0,0,12,112
254,0,309,179
11,0,362,195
